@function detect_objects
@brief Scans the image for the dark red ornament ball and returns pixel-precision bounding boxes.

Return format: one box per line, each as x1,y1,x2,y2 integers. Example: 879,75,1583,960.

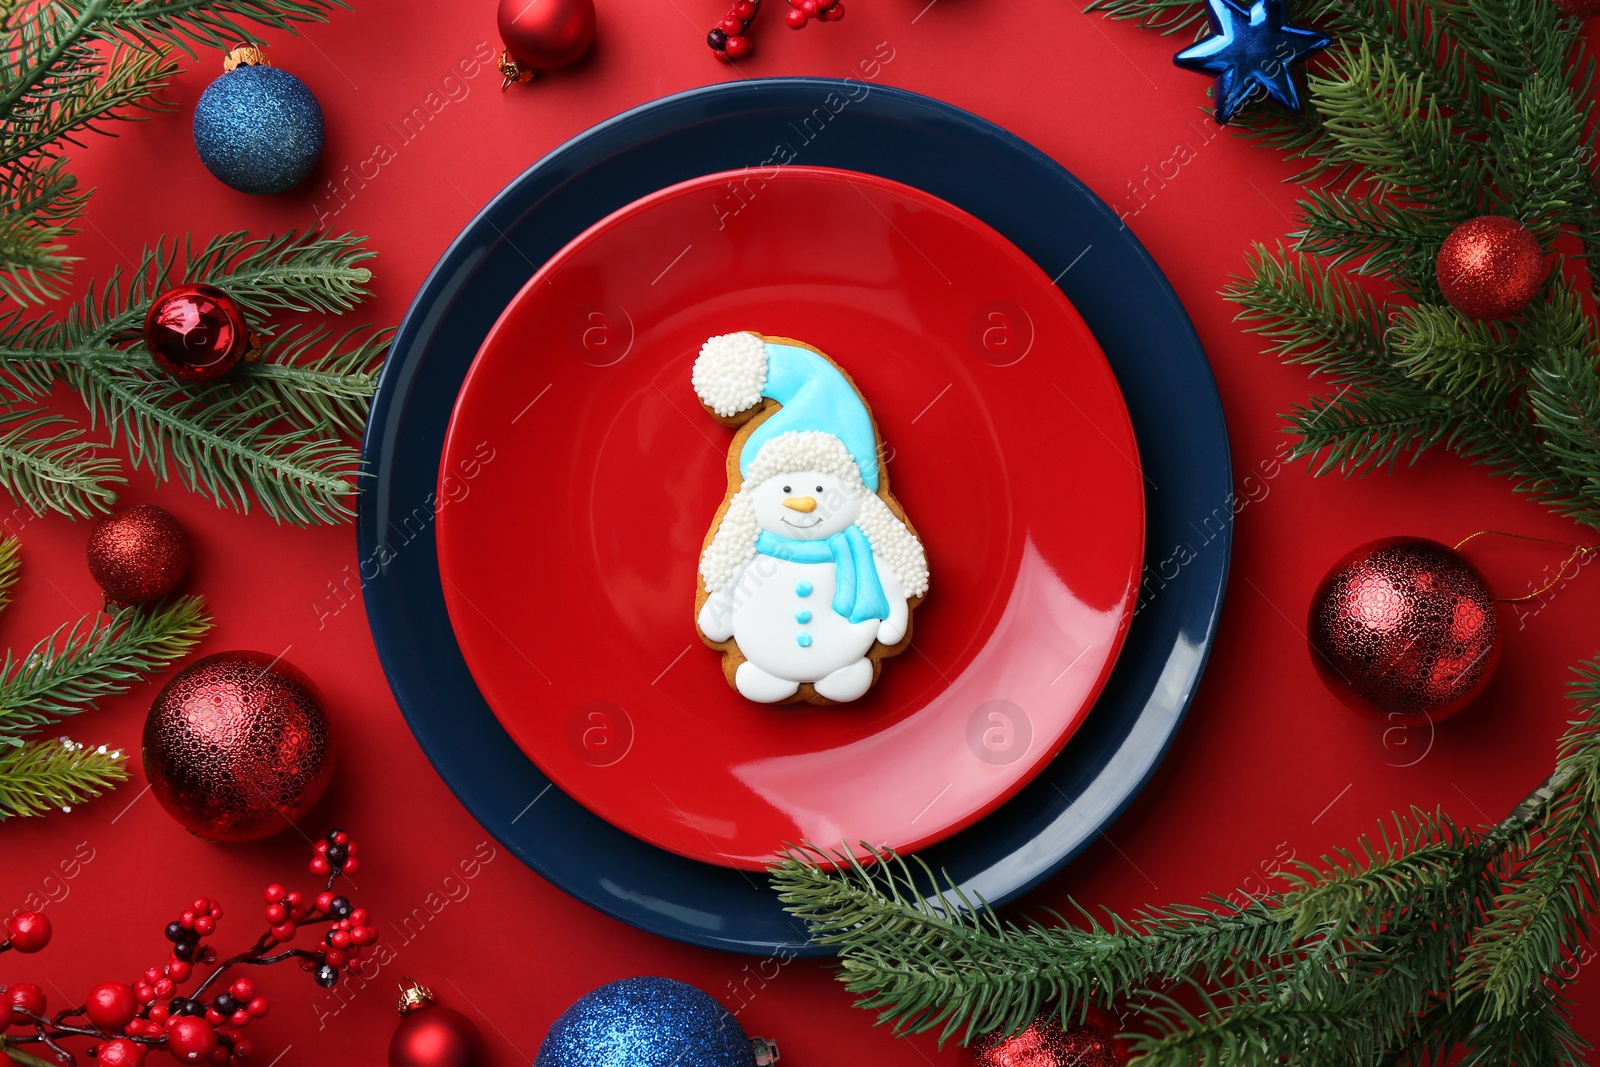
1309,536,1499,722
958,1009,1130,1067
143,284,253,382
4,910,51,953
389,1006,483,1067
497,0,595,71
142,651,336,842
1435,216,1547,320
1555,0,1600,15
87,504,190,605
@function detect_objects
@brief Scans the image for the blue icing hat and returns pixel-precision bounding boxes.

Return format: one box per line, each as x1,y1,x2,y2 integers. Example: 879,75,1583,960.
741,342,880,490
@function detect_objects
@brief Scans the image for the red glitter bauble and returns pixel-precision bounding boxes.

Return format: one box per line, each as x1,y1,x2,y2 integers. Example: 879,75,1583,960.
86,504,190,605
497,0,595,71
143,284,253,382
1435,216,1548,320
142,651,336,842
1555,0,1600,15
958,1010,1130,1067
1308,536,1500,722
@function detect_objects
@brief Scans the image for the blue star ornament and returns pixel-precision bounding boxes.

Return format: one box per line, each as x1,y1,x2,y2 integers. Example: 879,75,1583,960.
1173,0,1330,124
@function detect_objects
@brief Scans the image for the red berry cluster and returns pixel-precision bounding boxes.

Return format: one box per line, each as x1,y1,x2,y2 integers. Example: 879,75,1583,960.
0,830,374,1067
706,0,759,61
783,0,844,30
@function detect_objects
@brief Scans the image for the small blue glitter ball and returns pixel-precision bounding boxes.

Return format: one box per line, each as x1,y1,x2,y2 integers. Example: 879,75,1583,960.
534,977,755,1067
192,64,324,195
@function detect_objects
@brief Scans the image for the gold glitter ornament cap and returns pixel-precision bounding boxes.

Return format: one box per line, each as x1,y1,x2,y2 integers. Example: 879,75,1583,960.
396,977,436,1016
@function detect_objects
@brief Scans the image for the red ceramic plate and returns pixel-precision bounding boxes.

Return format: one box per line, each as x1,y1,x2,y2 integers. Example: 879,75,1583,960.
436,167,1144,870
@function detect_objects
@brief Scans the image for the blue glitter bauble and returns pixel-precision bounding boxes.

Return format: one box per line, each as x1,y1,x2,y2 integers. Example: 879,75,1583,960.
534,978,755,1067
192,65,324,195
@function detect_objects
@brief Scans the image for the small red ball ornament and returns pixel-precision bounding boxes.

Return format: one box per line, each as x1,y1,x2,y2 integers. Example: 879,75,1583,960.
1435,216,1548,320
142,651,336,842
86,504,190,605
4,910,52,953
495,0,595,87
388,979,483,1067
959,1009,1131,1067
143,284,256,381
1309,536,1500,722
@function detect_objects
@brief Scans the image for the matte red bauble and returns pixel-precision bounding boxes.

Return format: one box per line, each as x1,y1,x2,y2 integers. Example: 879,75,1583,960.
389,979,483,1067
86,504,190,605
143,284,254,381
1435,216,1547,320
142,651,336,842
1308,536,1499,722
497,0,595,75
958,1009,1131,1067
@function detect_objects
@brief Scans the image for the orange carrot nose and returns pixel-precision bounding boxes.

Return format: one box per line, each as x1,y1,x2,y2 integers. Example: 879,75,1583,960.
782,496,817,513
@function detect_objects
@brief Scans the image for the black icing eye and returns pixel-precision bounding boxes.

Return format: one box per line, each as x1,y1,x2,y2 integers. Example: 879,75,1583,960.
816,485,824,492
782,485,791,493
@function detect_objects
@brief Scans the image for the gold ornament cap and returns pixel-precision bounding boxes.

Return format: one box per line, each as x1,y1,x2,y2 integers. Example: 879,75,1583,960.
223,45,270,72
396,977,436,1016
497,50,537,91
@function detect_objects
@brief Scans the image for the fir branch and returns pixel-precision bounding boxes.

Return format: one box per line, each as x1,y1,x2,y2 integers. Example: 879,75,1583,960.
0,595,210,739
1455,663,1600,1018
0,537,20,616
0,156,83,304
0,405,123,517
0,735,126,818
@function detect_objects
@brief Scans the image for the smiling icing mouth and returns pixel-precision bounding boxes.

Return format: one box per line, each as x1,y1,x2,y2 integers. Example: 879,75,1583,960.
781,517,823,529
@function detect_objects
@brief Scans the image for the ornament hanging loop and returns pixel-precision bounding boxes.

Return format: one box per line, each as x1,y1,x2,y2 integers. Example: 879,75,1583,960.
1451,529,1597,602
497,50,536,90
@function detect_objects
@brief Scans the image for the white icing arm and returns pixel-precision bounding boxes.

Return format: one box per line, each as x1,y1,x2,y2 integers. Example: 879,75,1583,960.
697,563,746,642
874,559,910,645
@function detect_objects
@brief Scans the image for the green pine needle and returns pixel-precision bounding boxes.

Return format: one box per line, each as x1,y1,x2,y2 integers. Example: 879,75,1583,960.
0,735,127,818
0,595,211,740
0,537,19,616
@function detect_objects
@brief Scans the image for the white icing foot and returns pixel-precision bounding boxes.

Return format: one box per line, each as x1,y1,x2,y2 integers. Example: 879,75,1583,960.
814,658,874,703
736,661,800,703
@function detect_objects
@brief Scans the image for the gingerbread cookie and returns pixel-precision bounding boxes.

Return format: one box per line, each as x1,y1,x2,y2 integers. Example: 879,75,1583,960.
692,331,929,704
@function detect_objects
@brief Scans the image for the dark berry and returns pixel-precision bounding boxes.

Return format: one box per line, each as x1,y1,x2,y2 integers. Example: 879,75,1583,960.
166,921,186,942
707,27,728,48
313,964,338,989
328,896,352,919
325,844,347,867
173,938,196,960
213,993,238,1015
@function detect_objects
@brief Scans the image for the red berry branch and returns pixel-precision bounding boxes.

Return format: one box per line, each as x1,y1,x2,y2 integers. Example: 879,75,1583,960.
0,830,376,1067
705,0,842,61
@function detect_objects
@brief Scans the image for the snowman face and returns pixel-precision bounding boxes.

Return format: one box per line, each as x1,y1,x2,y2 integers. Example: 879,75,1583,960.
750,470,861,540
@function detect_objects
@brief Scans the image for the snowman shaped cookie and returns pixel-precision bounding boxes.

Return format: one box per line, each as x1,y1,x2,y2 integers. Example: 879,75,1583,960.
693,332,929,704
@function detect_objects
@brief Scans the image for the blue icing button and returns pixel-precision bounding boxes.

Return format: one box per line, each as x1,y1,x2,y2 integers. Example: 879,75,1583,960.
795,580,814,598
795,609,813,624
796,632,813,648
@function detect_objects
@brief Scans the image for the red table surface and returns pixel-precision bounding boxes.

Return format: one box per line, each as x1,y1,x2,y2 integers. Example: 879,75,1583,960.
8,2,1600,1063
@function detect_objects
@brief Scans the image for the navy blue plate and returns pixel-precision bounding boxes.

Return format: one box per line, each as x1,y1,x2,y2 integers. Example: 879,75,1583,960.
359,79,1230,955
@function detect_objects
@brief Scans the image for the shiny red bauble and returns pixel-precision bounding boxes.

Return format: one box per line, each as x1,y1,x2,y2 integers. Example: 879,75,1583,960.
165,1016,218,1063
389,1006,483,1067
497,0,594,71
86,504,190,605
142,651,336,841
84,980,139,1030
1309,536,1500,722
1435,216,1548,320
143,284,253,382
7,982,46,1016
958,1009,1131,1067
5,910,51,953
95,1037,148,1066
